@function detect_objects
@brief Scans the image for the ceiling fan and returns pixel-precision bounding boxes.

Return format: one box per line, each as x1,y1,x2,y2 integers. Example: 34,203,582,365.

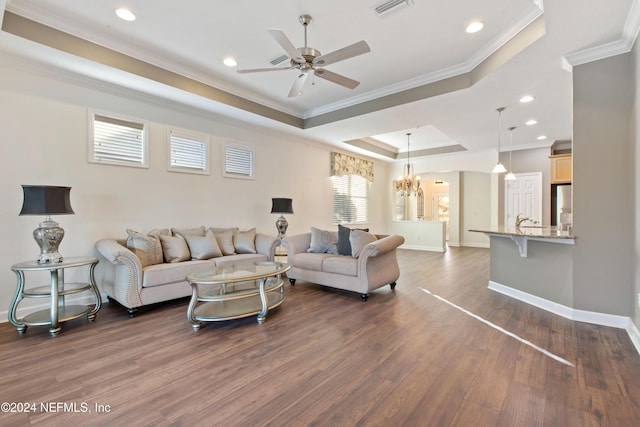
237,15,371,97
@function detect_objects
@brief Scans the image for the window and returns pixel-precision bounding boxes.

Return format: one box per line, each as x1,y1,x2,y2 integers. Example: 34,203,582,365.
168,128,210,175
224,142,254,179
331,174,370,224
89,111,148,168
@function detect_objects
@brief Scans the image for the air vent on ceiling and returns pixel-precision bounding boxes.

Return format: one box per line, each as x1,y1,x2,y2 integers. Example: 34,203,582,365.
270,54,290,66
372,0,413,17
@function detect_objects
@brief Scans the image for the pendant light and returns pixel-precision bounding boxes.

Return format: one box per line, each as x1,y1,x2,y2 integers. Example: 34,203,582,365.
492,107,507,173
505,126,516,181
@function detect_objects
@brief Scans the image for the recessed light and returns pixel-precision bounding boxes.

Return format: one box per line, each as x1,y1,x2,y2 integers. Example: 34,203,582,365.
223,57,238,67
537,135,547,140
525,119,538,126
466,21,484,33
520,95,535,103
115,8,136,21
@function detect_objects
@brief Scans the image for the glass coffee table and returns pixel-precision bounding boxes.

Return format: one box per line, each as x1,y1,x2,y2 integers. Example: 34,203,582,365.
186,261,290,330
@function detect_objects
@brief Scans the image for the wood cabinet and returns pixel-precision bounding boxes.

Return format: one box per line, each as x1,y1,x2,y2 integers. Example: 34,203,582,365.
550,154,572,184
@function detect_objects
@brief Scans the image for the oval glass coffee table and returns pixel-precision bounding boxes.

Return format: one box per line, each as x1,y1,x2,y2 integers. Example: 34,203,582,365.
186,261,290,330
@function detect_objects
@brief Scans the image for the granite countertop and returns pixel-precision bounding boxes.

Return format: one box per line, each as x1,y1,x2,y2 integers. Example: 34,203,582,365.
469,225,575,240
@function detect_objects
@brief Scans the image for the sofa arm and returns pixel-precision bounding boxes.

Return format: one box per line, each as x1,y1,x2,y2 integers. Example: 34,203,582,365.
282,233,311,256
256,233,279,260
358,235,405,260
95,239,144,308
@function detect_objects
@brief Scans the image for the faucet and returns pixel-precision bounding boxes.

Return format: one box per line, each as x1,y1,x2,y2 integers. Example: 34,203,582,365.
515,213,537,228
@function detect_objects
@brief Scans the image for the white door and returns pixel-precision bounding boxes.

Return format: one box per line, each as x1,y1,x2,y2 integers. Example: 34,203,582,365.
505,172,542,227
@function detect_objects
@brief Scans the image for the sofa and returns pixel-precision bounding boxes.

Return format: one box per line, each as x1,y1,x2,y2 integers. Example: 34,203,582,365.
95,226,279,316
282,226,405,301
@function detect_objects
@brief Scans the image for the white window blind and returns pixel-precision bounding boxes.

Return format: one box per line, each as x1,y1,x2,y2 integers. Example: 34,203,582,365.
90,112,147,168
224,143,254,179
331,174,370,224
168,129,209,174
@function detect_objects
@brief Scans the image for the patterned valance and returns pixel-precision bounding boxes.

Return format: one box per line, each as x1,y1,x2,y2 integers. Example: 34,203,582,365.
330,152,374,182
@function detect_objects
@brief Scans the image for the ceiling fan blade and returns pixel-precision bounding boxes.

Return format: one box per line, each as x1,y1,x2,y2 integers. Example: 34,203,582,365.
288,72,308,97
237,67,294,74
313,40,370,67
314,68,360,89
267,29,305,64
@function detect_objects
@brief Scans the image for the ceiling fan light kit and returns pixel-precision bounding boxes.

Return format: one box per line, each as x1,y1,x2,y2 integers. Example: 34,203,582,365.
237,15,371,97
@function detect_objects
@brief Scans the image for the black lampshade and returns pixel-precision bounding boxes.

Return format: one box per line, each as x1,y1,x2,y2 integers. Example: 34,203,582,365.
271,198,293,214
19,185,75,216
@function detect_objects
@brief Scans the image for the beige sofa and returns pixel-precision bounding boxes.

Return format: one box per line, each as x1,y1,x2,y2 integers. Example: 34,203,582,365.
282,228,404,301
95,226,278,316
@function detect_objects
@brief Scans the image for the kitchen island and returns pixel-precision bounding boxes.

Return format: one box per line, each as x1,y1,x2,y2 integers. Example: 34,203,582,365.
470,226,576,312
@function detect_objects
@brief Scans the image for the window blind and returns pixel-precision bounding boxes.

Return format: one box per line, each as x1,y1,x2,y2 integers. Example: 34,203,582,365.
91,114,146,166
224,144,254,178
331,174,370,224
169,131,208,173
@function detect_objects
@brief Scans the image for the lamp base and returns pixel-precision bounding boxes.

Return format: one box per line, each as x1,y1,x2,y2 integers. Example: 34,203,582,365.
33,218,65,263
275,215,288,239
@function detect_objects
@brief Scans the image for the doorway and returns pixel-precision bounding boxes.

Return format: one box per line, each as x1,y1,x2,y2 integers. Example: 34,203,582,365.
504,172,542,227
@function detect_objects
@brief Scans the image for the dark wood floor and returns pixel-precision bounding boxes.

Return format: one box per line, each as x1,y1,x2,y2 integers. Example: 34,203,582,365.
1,247,639,426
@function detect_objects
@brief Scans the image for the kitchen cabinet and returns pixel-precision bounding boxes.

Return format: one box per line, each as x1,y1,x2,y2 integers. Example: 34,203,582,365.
550,154,572,184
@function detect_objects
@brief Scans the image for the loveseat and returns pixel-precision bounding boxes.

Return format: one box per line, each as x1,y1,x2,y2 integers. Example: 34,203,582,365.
95,226,279,316
282,226,405,301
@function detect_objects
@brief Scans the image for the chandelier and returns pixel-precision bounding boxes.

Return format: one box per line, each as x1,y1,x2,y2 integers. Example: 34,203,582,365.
395,132,422,196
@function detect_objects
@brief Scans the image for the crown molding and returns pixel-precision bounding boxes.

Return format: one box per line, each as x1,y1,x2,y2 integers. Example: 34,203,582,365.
565,0,640,66
303,2,544,119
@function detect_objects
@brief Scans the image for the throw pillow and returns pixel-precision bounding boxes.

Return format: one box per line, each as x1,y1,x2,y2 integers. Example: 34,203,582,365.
234,228,257,254
159,234,191,263
182,229,223,260
213,229,236,255
349,230,377,258
337,224,370,256
126,229,163,268
307,227,338,254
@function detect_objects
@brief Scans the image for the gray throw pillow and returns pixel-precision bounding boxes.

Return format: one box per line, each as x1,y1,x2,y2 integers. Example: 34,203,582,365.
159,234,191,263
126,229,163,267
337,224,369,256
182,229,223,259
234,228,257,254
349,230,377,258
307,227,338,254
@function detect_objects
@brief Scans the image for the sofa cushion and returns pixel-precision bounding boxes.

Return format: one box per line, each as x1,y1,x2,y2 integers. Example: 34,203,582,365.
126,229,163,267
142,260,213,287
213,229,236,255
293,252,336,271
350,230,378,258
307,227,338,254
182,229,223,260
322,256,358,277
233,228,257,254
213,253,268,266
159,234,191,263
337,225,369,256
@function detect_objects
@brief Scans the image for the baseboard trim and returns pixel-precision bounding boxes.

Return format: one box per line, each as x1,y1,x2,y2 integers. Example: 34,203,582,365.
400,244,446,252
488,281,640,355
461,242,490,249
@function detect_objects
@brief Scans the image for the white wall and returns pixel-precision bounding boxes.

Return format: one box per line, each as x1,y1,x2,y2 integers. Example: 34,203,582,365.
0,61,389,317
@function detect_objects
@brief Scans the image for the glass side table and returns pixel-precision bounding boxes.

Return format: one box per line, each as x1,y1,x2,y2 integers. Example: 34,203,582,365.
9,256,102,336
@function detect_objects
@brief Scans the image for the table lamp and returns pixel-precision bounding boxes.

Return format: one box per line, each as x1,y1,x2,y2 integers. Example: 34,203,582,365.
19,185,75,263
271,198,293,239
